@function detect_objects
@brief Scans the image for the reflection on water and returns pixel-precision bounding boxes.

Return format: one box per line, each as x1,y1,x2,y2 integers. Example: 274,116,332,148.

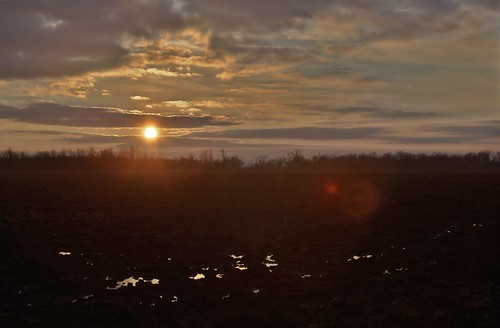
189,273,205,280
216,274,224,279
58,252,71,256
171,296,178,303
230,255,248,270
301,274,312,279
235,261,248,271
252,289,260,294
72,294,93,303
262,255,278,268
107,277,160,290
347,254,373,261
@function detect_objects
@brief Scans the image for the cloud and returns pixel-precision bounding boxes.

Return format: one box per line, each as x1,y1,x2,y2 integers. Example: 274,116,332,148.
433,124,500,138
0,102,239,128
130,96,150,101
332,107,439,119
1,0,497,81
188,126,385,140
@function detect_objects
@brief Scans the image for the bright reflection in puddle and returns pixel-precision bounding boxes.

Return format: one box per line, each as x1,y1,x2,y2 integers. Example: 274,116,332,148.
262,255,278,268
235,261,248,271
301,274,312,279
216,274,224,279
348,254,373,261
189,273,205,280
222,294,230,300
473,224,483,227
229,254,248,270
72,294,93,303
253,289,260,294
171,296,178,303
396,267,408,272
107,277,160,290
58,252,71,256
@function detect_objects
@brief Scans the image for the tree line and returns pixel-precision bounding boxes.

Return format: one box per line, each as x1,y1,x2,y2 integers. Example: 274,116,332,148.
1,148,500,171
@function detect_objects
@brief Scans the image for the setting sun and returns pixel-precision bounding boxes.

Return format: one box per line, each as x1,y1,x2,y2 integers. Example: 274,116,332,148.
144,127,158,139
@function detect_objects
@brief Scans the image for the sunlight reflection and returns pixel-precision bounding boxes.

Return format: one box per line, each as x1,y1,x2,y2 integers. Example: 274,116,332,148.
262,255,278,268
189,273,206,280
107,276,160,290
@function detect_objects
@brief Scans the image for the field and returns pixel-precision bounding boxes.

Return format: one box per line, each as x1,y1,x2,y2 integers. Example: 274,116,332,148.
1,170,499,327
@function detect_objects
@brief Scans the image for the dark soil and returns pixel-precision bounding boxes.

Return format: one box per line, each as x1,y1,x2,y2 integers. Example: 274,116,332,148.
0,171,499,327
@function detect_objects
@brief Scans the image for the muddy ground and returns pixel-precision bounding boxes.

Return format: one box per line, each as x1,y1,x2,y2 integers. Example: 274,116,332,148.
0,171,499,327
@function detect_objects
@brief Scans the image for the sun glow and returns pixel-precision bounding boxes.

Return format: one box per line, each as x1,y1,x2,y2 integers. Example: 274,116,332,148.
144,127,158,139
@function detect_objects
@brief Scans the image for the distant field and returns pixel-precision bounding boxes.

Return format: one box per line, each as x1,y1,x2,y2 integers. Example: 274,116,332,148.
1,171,499,327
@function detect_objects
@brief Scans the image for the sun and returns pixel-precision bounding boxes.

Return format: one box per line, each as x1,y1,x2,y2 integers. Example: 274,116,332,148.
144,127,158,139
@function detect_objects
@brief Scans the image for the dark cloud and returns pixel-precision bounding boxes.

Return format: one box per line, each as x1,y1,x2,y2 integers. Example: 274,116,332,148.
0,102,238,128
2,1,496,80
0,0,185,79
188,126,385,140
332,107,439,119
382,123,500,144
435,125,500,138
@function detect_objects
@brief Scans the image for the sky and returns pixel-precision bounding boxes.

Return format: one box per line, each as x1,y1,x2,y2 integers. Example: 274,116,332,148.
0,0,499,158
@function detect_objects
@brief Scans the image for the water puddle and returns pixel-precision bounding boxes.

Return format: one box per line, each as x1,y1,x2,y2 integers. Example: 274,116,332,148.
235,261,248,271
58,252,71,256
72,294,93,303
347,254,373,261
189,273,205,280
107,277,160,290
262,255,278,269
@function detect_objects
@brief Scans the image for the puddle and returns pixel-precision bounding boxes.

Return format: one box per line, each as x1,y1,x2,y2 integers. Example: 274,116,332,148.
107,277,160,290
72,294,93,303
235,261,248,271
58,252,71,256
262,255,278,268
189,273,205,280
348,254,373,261
301,274,312,279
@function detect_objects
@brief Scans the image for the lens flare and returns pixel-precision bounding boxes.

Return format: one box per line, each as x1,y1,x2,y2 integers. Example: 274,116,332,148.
339,181,380,219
